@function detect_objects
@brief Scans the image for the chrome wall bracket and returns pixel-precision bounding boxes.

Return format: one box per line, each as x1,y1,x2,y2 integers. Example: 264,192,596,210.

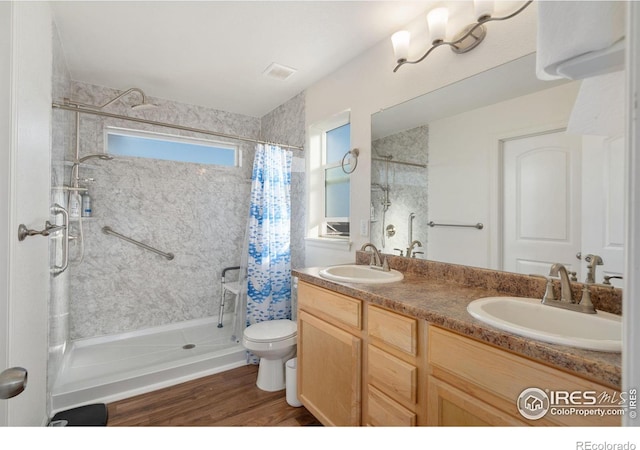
17,204,70,276
17,221,64,241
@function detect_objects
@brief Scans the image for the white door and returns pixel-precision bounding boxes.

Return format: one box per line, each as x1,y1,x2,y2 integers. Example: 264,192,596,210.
502,131,582,277
0,2,52,426
0,1,10,428
581,135,625,287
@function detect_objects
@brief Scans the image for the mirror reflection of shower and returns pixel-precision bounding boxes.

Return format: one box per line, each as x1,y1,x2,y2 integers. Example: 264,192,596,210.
371,152,393,249
371,124,429,255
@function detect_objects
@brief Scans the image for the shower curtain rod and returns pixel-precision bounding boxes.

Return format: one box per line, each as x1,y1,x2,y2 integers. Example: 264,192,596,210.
51,102,305,151
372,157,427,168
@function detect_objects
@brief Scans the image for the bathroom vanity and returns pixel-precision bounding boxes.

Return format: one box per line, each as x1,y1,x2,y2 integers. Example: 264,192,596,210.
294,255,622,427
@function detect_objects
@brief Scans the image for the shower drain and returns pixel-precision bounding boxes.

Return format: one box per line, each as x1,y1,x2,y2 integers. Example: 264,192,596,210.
182,343,196,350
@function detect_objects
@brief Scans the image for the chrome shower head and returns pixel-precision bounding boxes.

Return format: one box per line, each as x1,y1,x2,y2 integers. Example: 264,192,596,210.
69,87,157,111
117,88,157,111
131,101,158,111
78,154,114,163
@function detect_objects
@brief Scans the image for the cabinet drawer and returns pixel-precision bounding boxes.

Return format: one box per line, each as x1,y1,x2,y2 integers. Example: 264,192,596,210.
367,385,416,426
368,305,417,356
368,344,417,405
298,282,361,330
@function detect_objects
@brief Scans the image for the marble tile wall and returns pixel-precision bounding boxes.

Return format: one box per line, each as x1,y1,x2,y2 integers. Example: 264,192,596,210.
66,82,264,339
259,91,306,269
371,125,429,256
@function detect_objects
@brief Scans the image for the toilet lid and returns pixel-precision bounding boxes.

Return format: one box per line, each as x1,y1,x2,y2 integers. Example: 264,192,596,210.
244,319,297,343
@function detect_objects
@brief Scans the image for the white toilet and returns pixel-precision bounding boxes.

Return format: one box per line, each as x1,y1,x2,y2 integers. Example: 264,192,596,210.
242,319,297,392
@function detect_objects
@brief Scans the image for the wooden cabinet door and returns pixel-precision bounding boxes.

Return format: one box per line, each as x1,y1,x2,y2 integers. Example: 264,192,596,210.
298,310,362,426
427,376,527,426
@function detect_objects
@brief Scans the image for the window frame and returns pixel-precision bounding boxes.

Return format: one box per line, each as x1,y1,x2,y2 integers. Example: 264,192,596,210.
308,111,351,241
104,126,241,167
321,122,351,237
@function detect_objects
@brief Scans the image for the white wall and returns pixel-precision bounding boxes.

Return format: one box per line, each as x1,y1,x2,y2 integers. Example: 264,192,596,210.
304,1,537,267
427,81,580,268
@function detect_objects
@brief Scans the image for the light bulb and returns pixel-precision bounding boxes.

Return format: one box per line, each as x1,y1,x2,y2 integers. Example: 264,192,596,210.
391,30,410,62
474,0,494,21
427,7,448,44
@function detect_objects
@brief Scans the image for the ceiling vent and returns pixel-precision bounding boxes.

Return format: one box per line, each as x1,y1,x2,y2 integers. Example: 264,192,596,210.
262,63,297,81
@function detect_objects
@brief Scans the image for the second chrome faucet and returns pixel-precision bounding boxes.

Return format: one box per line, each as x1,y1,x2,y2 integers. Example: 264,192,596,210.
542,262,596,314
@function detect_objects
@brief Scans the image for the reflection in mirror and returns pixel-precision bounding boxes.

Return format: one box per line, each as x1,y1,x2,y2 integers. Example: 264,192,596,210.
371,126,428,258
370,53,625,287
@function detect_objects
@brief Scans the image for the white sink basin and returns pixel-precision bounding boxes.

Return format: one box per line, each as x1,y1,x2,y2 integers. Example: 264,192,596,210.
319,264,404,284
467,296,622,352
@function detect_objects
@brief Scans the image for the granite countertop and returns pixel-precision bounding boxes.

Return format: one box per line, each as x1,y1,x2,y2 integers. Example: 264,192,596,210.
292,264,622,389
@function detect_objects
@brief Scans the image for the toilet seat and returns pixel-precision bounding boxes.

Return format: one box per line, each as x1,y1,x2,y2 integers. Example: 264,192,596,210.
243,319,297,343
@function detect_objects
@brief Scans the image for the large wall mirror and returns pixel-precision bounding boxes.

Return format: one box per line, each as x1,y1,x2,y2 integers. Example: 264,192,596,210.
370,53,625,287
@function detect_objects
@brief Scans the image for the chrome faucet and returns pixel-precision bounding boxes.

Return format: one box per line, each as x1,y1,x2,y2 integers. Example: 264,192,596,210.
603,275,623,285
584,254,604,283
548,263,573,303
542,263,596,314
406,240,423,258
360,243,389,271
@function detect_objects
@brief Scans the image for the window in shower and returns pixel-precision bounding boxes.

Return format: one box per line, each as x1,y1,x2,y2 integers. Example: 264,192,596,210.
106,127,239,167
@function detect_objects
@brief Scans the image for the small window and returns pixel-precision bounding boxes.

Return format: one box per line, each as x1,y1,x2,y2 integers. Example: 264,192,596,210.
106,127,239,166
322,123,351,237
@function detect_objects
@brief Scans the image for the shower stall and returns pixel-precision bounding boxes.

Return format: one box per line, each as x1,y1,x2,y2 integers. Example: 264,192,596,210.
49,83,255,413
49,84,299,413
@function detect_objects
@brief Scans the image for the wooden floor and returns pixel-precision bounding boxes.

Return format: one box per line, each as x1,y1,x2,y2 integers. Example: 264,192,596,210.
106,364,321,426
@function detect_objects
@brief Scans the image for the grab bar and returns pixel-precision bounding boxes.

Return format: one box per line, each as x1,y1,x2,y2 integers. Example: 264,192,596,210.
51,204,69,276
428,221,484,230
102,226,174,261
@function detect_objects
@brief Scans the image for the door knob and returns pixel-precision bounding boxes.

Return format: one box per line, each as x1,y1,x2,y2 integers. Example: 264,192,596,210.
0,367,27,399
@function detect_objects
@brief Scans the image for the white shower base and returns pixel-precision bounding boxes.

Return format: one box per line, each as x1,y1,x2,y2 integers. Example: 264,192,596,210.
51,316,246,414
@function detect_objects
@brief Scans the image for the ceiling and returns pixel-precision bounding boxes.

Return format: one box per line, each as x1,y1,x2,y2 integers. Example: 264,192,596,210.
51,1,434,118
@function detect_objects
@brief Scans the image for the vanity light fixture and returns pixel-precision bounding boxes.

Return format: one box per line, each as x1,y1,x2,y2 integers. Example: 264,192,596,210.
391,0,532,73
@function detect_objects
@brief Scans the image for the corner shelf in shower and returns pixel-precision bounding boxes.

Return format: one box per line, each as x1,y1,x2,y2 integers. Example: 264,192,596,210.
68,217,96,222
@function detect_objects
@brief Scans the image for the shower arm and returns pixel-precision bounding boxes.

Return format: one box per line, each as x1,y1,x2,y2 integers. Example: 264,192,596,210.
64,88,147,111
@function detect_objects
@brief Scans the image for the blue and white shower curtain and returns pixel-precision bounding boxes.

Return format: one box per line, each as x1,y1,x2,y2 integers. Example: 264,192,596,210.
245,144,293,328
